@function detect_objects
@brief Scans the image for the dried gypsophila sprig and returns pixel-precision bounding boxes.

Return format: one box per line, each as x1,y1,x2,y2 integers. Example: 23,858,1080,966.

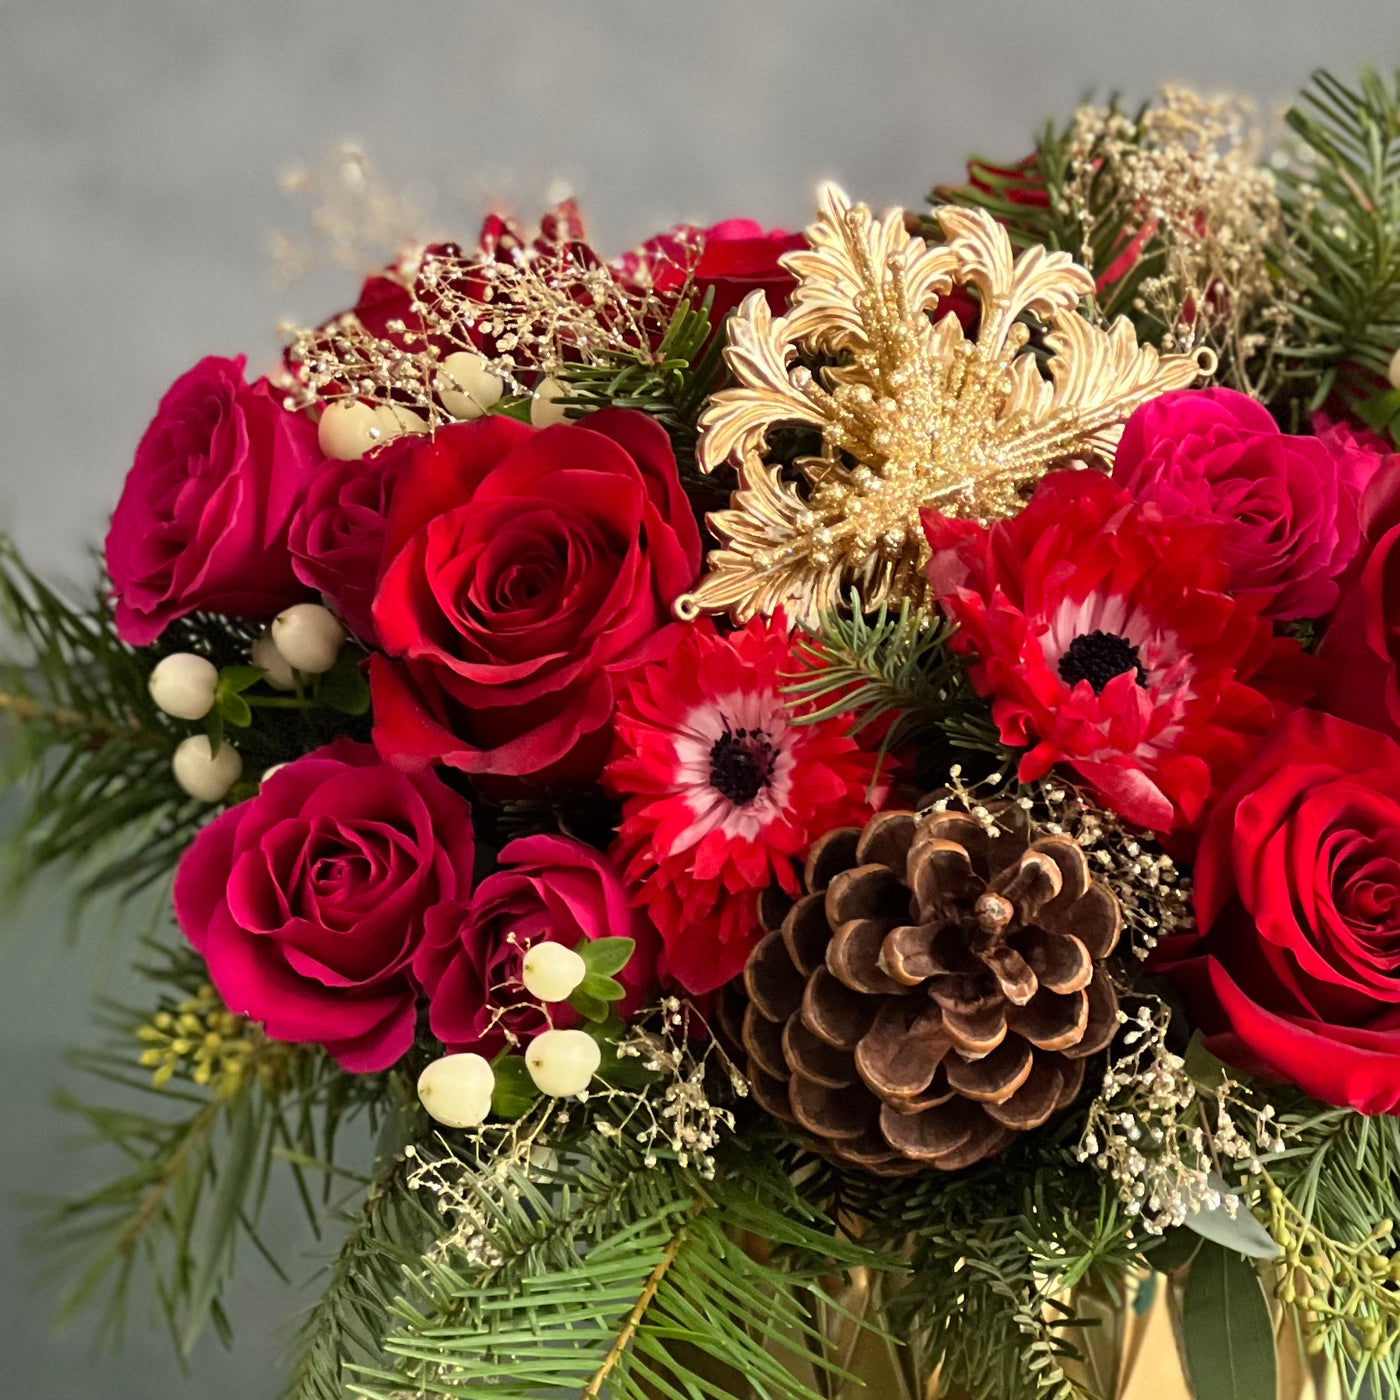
270,142,429,288
1064,86,1297,399
278,219,702,427
931,765,1194,958
404,998,742,1268
1076,999,1287,1235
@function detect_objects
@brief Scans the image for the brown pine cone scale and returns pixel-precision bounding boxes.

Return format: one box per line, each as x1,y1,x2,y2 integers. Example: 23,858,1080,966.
720,806,1123,1175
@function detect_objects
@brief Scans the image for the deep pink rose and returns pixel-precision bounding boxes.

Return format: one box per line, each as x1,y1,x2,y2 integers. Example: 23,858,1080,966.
1112,388,1381,619
106,356,322,645
370,409,700,783
1156,710,1400,1113
1317,452,1400,741
414,833,658,1055
173,739,474,1072
288,435,413,645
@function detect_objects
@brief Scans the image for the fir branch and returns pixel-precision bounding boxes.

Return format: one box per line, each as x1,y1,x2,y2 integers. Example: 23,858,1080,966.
1274,69,1400,439
39,940,388,1360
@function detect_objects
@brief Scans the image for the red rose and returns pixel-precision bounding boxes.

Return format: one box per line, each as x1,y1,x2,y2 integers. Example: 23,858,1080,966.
370,408,701,782
414,834,658,1056
1113,389,1381,620
172,739,474,1072
106,356,321,644
1157,710,1400,1114
1316,453,1400,741
288,435,413,644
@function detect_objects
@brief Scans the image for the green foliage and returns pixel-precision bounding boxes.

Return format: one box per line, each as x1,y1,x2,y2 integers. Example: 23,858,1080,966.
0,537,370,906
1274,69,1400,439
1180,1240,1277,1400
554,291,729,489
39,939,388,1359
348,1130,888,1400
787,596,1009,785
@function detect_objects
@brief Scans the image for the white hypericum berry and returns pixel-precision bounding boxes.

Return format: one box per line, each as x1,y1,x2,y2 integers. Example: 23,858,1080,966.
521,942,587,1003
417,1053,495,1129
1390,345,1400,392
148,653,219,721
317,399,380,460
529,377,570,429
525,1028,601,1098
250,630,296,690
172,735,243,802
271,603,346,675
435,350,503,420
372,403,429,442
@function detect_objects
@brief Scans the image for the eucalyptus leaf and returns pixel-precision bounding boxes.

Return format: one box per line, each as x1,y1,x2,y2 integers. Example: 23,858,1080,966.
1181,1239,1277,1400
1182,1177,1281,1260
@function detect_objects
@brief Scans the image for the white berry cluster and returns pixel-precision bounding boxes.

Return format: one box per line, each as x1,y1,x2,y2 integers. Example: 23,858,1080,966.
149,602,348,804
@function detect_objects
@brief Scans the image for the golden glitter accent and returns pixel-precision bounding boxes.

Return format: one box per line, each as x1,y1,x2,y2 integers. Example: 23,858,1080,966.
677,186,1211,627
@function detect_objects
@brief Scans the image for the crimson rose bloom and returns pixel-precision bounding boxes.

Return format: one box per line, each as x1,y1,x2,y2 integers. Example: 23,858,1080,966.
924,470,1309,835
414,834,658,1056
288,435,413,645
1112,388,1381,619
1316,452,1400,741
370,409,701,782
106,356,321,645
1157,710,1400,1114
173,739,474,1072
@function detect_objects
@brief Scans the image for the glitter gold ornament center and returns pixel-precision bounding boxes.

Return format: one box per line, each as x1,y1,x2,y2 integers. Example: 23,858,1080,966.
677,185,1211,626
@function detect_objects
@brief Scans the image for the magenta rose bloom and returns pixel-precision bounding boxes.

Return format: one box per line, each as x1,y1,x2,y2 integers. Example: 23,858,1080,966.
106,355,323,645
414,834,658,1055
288,435,412,645
370,409,700,783
1112,387,1381,620
173,739,474,1072
1317,452,1400,741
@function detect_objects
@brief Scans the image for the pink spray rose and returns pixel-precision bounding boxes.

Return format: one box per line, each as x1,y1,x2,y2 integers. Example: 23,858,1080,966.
1112,387,1382,620
288,434,413,645
173,739,474,1072
106,356,322,645
414,833,658,1056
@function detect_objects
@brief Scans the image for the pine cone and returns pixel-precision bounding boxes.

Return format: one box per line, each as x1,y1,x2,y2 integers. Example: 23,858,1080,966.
718,806,1122,1175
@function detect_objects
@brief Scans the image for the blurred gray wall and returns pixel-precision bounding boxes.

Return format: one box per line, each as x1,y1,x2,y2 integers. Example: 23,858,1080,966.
3,3,1400,1396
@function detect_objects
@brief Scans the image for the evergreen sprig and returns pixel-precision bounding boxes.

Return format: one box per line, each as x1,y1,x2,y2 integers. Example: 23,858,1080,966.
350,1132,889,1400
787,596,1009,784
40,939,389,1360
1275,69,1400,440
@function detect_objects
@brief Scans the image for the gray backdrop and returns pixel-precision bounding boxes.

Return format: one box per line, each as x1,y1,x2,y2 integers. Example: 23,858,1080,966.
4,3,1400,1397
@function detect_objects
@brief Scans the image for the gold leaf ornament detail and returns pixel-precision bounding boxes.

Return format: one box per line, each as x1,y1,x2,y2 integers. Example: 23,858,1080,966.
676,185,1213,627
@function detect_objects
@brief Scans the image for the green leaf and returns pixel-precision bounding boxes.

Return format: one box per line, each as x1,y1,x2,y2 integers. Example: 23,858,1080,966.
490,396,534,423
1182,1179,1281,1260
1181,1240,1278,1400
317,656,370,717
578,972,624,1002
568,987,612,1023
217,690,252,728
1149,1226,1203,1275
578,936,635,977
218,664,267,694
1183,1031,1229,1090
205,706,226,754
489,1056,538,1119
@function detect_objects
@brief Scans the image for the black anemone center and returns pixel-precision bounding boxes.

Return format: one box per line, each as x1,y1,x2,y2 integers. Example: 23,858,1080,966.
1057,630,1147,694
709,726,776,806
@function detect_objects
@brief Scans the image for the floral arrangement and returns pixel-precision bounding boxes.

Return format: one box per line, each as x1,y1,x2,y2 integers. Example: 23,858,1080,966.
9,68,1400,1400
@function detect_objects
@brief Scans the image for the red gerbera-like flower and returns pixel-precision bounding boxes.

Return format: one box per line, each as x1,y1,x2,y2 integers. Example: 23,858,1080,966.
604,614,880,995
923,470,1312,836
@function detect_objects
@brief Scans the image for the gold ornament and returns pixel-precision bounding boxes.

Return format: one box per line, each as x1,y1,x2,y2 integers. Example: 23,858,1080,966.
677,186,1212,627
